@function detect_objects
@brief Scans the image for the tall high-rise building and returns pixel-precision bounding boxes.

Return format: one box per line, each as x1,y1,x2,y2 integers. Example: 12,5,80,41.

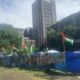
32,0,56,44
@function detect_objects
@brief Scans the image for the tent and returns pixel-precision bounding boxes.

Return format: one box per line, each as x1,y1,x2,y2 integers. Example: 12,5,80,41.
48,49,60,54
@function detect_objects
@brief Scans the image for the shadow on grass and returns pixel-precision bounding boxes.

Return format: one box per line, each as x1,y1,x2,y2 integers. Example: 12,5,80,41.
0,65,15,69
18,66,44,72
44,69,80,76
19,67,80,80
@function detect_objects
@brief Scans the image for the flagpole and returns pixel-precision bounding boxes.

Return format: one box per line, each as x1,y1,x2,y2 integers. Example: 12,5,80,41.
61,32,66,52
21,35,23,48
44,38,48,52
61,32,67,71
62,38,66,53
30,41,32,53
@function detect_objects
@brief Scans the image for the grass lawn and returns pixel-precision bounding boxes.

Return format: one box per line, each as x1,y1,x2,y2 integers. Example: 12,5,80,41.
0,67,79,80
0,67,49,80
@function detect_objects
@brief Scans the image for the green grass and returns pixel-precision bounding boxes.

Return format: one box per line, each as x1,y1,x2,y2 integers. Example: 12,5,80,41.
0,67,78,80
0,67,49,80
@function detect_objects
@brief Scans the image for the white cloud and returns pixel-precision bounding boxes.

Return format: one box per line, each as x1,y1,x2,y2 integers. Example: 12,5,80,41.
0,0,80,28
56,0,80,21
0,0,35,29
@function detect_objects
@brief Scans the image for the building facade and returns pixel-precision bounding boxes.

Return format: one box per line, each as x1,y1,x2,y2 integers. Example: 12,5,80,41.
32,0,56,44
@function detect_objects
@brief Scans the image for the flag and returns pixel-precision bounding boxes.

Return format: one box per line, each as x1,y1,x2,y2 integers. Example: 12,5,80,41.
31,45,33,53
12,44,16,50
30,40,35,52
30,40,33,53
22,37,27,49
64,37,74,46
61,32,74,46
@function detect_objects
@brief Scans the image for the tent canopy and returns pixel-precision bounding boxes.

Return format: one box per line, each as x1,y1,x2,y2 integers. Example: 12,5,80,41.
48,49,60,54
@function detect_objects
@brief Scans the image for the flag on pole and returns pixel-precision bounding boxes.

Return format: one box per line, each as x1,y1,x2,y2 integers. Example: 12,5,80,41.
61,32,74,46
22,37,27,49
30,40,33,53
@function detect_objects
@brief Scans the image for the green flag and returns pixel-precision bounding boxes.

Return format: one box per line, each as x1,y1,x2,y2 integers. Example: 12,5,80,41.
61,32,74,46
64,37,74,46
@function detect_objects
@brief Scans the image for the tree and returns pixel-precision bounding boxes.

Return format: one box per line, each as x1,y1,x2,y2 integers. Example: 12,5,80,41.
63,24,77,38
47,29,55,41
46,24,80,51
0,28,21,52
46,29,63,51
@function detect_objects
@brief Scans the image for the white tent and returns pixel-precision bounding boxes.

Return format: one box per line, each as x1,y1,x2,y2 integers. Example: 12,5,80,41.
48,49,60,54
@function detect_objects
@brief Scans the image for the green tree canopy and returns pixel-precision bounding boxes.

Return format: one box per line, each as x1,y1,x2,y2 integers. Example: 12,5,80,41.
46,24,80,51
0,28,21,51
63,25,77,38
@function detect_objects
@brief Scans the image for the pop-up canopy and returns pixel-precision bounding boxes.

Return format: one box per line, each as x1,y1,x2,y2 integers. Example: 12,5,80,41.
48,49,60,54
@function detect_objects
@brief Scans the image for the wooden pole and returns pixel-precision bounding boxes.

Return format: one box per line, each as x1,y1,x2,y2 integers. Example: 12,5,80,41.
44,38,48,52
61,32,66,71
61,32,66,52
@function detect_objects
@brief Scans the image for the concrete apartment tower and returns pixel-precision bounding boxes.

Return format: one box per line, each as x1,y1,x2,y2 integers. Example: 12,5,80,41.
32,0,56,44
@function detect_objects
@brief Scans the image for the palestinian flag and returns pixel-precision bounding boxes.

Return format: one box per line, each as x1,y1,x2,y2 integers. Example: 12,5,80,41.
61,32,74,46
64,37,74,46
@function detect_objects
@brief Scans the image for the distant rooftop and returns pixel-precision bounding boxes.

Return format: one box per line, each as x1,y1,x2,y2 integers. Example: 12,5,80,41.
0,23,13,29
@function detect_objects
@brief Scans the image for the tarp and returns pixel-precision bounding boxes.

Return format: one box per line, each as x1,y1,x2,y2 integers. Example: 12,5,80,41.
66,52,80,73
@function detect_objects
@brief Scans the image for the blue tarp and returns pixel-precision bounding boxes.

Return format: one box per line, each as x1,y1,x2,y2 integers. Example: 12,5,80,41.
66,52,80,73
55,62,65,71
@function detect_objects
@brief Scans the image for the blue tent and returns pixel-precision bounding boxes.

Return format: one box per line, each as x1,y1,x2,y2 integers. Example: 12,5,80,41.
66,51,80,73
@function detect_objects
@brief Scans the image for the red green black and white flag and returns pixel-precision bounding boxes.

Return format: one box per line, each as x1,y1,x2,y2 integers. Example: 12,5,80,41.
61,32,74,46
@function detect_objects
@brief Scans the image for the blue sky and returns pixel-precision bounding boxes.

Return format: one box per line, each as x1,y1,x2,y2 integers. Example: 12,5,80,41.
0,0,80,29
